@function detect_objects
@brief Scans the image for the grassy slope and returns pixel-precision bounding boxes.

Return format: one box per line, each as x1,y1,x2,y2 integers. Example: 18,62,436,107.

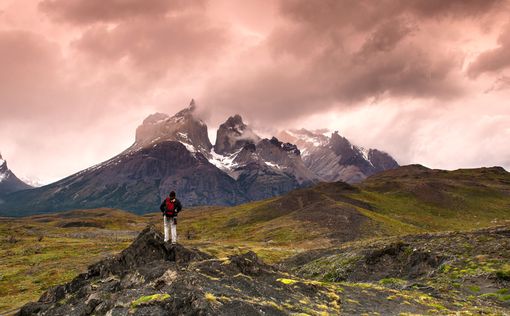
351,165,510,231
1,165,510,313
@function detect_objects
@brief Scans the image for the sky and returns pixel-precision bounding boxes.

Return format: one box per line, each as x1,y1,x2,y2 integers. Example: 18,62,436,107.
1,0,510,184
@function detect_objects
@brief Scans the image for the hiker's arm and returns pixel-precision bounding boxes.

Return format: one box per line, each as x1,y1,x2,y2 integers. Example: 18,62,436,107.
176,200,182,213
159,201,165,213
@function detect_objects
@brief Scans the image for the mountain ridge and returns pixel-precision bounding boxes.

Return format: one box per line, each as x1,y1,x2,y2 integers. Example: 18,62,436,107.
0,100,399,216
278,129,399,183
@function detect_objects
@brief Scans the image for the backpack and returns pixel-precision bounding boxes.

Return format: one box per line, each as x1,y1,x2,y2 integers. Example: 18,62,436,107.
164,197,176,217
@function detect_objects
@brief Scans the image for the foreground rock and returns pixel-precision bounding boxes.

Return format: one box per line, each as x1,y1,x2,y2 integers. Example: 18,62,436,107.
18,226,344,316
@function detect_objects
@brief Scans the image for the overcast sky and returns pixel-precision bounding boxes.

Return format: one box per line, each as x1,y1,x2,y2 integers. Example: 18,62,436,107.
1,0,510,184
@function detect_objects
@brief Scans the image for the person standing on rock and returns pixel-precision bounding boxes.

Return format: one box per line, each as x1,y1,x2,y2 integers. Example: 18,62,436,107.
159,191,183,244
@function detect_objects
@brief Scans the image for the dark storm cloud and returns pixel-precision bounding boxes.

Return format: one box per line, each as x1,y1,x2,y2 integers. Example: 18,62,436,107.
38,0,206,25
468,22,510,78
278,0,505,32
203,0,502,125
39,0,230,79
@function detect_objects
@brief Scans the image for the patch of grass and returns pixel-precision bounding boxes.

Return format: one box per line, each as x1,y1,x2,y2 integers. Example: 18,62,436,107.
480,290,510,302
205,292,218,303
131,293,170,308
277,278,299,285
495,264,510,281
378,278,407,288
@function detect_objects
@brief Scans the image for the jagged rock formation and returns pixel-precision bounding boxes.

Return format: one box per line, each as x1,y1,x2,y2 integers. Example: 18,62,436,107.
213,114,260,155
211,115,316,200
283,225,510,315
0,153,32,195
278,129,399,183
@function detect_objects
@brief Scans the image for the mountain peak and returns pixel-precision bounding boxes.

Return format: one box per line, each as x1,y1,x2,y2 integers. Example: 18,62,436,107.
214,115,260,155
226,114,244,126
133,100,212,153
142,112,169,125
174,99,197,118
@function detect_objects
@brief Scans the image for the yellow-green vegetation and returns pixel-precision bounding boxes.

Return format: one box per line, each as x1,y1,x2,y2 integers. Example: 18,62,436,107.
378,278,407,288
131,293,170,308
0,209,145,314
204,292,218,303
277,278,299,285
495,264,510,280
479,289,510,302
351,166,510,232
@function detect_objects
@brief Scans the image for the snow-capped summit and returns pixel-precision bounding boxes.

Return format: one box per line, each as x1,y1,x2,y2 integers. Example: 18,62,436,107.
278,129,329,157
132,99,212,155
278,129,399,183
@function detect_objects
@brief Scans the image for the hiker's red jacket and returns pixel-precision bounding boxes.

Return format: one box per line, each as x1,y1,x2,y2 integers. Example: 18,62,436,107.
160,198,182,217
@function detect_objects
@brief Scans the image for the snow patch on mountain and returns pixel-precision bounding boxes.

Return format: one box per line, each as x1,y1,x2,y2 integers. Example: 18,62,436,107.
181,142,197,153
208,148,240,172
264,160,281,169
356,146,375,167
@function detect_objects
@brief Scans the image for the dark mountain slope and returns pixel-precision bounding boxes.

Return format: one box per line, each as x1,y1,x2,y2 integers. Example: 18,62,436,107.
0,142,246,216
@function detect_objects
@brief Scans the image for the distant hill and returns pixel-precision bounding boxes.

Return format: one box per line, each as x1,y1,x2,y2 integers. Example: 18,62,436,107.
174,164,510,246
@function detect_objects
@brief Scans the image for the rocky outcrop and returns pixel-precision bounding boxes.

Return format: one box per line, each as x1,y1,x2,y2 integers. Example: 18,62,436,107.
17,226,342,316
0,153,32,196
